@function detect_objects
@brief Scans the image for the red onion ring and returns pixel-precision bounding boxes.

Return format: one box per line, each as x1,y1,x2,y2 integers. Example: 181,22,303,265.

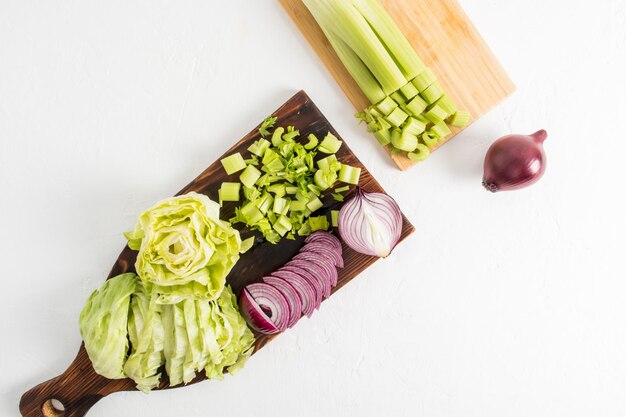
299,242,344,268
271,270,316,318
262,276,302,328
240,283,290,333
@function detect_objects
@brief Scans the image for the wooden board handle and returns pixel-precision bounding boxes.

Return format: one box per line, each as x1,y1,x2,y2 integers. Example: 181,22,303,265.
19,346,114,417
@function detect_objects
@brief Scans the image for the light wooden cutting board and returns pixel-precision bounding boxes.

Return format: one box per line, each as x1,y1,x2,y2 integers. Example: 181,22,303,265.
279,0,516,170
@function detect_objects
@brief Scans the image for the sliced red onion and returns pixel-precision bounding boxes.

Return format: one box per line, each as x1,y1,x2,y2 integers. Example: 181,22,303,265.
299,241,344,268
338,187,403,258
279,266,324,308
271,270,316,318
239,288,279,334
305,231,342,254
263,276,302,328
285,259,332,299
291,252,338,288
241,283,290,333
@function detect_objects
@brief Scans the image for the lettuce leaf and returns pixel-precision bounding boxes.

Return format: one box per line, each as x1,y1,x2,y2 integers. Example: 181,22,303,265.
79,273,137,379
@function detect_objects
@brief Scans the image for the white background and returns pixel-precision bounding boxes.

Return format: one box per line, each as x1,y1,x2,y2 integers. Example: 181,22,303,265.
1,1,625,416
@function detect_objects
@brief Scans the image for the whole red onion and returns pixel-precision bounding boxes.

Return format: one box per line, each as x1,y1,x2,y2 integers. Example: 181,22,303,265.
482,130,548,192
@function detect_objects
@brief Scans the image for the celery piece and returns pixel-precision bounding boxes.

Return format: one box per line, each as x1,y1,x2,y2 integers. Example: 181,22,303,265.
416,114,430,125
338,164,361,185
248,138,271,157
283,129,299,142
263,157,285,174
255,192,274,215
241,203,264,224
243,186,261,202
289,200,307,212
308,184,323,196
314,169,331,190
331,210,340,227
334,185,350,193
424,105,449,124
367,106,383,118
220,182,241,202
392,131,418,152
434,94,457,115
374,128,391,146
272,196,288,214
352,0,425,79
386,107,408,128
267,183,286,198
400,82,419,100
430,121,452,139
240,236,255,253
240,165,262,188
318,132,343,154
304,133,319,150
332,193,344,202
402,117,426,136
390,128,401,147
376,96,397,116
271,127,285,147
390,91,406,105
273,215,292,237
220,153,247,175
308,215,329,232
317,154,339,171
420,82,444,104
303,0,407,95
448,110,470,128
412,68,437,91
285,186,298,195
307,197,323,212
407,143,431,162
244,155,259,166
259,116,277,137
421,132,438,148
261,148,278,165
406,95,427,115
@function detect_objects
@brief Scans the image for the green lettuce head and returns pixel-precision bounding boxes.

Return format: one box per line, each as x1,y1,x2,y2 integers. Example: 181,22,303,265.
125,192,241,304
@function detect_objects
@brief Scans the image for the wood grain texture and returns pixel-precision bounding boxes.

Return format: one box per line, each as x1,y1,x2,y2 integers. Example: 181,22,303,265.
19,91,415,417
279,0,516,170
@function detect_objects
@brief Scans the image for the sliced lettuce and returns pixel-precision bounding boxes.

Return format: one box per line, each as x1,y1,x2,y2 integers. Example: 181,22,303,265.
79,273,137,379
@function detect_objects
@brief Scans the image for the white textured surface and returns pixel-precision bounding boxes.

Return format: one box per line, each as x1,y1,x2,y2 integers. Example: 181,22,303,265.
1,0,626,416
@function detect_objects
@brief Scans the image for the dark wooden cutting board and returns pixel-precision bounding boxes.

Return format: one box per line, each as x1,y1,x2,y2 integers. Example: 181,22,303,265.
19,91,415,417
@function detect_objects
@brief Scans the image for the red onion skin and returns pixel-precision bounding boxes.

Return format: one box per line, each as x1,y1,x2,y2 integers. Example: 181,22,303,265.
482,130,547,192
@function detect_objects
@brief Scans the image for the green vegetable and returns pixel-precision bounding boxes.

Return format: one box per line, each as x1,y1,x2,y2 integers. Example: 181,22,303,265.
338,164,362,184
124,192,242,304
318,132,343,154
258,116,277,137
220,153,247,175
331,210,340,227
240,236,255,253
248,138,271,157
79,273,137,379
239,164,262,188
408,143,431,162
449,110,470,128
304,133,319,150
302,0,469,162
392,131,418,152
219,182,241,202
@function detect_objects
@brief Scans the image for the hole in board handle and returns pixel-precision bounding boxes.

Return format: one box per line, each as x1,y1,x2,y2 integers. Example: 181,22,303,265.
42,398,65,417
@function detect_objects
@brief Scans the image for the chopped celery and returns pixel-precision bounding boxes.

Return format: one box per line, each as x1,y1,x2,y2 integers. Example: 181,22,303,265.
240,165,262,188
318,132,343,154
304,133,319,149
307,197,323,212
220,153,247,175
376,96,397,116
244,155,259,166
289,200,307,212
402,117,426,136
240,236,255,253
424,105,449,124
308,215,329,232
219,182,241,202
390,91,406,105
317,154,339,171
386,107,408,128
332,193,345,202
407,143,431,162
243,186,261,202
421,132,438,148
420,81,444,104
248,138,271,157
285,186,298,194
272,196,289,214
392,131,418,152
406,95,427,115
434,95,457,115
338,164,361,185
335,185,350,193
273,215,292,236
331,210,340,227
267,183,286,197
241,203,264,224
255,193,274,215
374,128,391,146
259,116,277,137
449,110,470,128
283,128,299,142
412,68,437,91
400,82,419,100
430,121,452,139
271,127,285,147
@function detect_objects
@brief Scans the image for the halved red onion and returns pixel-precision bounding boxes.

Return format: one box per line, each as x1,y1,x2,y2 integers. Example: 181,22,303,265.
271,270,316,318
285,259,332,299
239,288,279,334
278,266,324,309
263,276,302,328
241,283,290,333
299,242,344,268
291,252,338,288
305,231,342,254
